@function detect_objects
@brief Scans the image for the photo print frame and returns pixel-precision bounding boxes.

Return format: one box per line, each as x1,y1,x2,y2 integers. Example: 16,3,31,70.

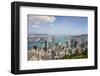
11,1,98,74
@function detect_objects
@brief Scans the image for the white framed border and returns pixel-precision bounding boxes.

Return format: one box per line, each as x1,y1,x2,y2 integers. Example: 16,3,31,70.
20,6,95,70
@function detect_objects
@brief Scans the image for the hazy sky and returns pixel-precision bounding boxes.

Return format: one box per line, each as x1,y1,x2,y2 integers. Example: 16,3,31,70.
27,15,88,35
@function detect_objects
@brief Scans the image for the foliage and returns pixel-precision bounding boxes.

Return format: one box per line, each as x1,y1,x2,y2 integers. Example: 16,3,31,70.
62,49,88,59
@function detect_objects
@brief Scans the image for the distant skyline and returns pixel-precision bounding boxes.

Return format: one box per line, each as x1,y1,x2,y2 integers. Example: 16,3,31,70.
27,15,88,35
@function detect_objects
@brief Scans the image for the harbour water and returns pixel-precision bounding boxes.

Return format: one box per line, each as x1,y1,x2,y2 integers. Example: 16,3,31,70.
28,34,87,50
28,35,68,50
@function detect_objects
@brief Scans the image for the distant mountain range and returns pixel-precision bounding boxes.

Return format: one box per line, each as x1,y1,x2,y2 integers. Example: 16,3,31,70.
28,34,88,41
71,34,88,40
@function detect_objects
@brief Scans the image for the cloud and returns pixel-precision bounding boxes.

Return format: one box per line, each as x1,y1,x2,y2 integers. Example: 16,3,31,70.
28,15,56,26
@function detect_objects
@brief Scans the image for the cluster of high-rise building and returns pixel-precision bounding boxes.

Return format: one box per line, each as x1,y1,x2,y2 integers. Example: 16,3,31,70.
28,34,88,61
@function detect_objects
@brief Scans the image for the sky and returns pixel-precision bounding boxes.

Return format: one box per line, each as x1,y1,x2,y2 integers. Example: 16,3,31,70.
27,15,88,35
